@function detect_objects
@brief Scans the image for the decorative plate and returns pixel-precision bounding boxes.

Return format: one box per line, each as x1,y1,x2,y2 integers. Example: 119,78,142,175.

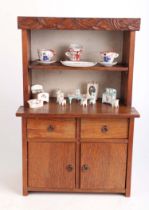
99,61,117,67
60,61,97,67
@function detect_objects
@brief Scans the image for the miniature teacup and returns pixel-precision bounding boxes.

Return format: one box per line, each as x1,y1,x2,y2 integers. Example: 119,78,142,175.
69,43,83,52
100,51,119,64
38,49,56,62
65,44,83,61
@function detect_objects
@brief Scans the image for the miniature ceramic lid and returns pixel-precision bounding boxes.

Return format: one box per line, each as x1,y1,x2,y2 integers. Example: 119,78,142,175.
31,84,43,93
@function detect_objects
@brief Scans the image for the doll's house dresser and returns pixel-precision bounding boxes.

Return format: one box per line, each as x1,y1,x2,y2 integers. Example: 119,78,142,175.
16,17,140,196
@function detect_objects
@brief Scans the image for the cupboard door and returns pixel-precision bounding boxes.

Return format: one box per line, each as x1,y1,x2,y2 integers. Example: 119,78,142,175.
28,142,75,189
80,143,127,190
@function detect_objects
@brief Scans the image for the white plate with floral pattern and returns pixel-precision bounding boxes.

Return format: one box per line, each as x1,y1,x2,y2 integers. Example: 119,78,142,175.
61,61,97,67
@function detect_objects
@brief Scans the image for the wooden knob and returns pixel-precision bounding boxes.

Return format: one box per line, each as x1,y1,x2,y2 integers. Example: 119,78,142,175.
66,164,73,172
47,125,54,132
81,164,89,172
101,125,108,133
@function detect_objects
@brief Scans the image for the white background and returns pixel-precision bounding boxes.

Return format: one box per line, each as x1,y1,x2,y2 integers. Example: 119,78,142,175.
0,0,148,209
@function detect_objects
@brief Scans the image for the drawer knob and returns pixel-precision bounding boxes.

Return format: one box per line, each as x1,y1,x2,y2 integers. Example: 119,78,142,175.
47,125,54,132
101,125,108,133
81,164,89,172
66,164,73,172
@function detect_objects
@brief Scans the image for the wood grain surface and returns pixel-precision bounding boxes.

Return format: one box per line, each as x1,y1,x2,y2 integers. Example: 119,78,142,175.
16,101,140,118
30,61,128,72
18,17,140,31
27,118,75,139
81,118,128,139
22,30,31,106
28,142,75,189
80,143,127,190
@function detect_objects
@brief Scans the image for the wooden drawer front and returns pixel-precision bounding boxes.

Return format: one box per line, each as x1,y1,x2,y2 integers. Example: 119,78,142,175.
81,119,128,139
27,119,75,139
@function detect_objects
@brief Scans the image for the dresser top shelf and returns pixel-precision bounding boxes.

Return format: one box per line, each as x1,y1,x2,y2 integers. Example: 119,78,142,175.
29,61,128,71
18,17,140,31
16,101,140,118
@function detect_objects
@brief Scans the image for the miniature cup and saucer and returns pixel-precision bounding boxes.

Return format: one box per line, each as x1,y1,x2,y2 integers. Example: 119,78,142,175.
37,49,56,64
65,44,83,61
99,51,119,66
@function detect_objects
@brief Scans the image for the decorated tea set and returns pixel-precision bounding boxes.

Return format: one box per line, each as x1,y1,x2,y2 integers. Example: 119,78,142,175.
28,44,120,108
36,43,119,67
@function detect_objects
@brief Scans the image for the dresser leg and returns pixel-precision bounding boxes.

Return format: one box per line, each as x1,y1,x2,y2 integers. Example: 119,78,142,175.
125,189,131,197
23,189,28,196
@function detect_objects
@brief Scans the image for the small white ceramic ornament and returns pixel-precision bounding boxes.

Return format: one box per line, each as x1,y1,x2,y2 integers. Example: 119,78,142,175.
81,95,88,107
38,49,56,62
87,82,98,100
27,99,43,108
100,51,119,64
102,88,117,106
31,84,43,94
37,92,49,103
56,89,66,106
67,89,82,104
65,43,83,61
112,99,119,108
60,99,66,106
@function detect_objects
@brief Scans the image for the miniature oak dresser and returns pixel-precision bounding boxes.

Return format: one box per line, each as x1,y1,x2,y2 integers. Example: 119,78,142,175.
16,17,141,196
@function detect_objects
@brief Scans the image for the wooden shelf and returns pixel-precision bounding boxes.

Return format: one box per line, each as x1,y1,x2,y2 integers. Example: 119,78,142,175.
29,61,128,72
16,100,140,118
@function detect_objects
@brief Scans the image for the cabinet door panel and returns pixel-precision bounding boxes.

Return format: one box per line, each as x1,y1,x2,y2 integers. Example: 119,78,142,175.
80,143,127,190
28,142,75,189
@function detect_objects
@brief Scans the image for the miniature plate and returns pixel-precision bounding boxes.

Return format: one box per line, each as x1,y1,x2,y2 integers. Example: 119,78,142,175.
60,61,97,67
99,61,117,67
37,59,57,64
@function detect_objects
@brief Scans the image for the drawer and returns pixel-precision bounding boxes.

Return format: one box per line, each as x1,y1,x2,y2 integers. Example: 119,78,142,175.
27,119,76,139
81,119,128,139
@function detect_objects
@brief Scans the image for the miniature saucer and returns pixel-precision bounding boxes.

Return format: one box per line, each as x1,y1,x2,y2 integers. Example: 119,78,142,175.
37,59,57,64
61,61,97,67
99,61,117,67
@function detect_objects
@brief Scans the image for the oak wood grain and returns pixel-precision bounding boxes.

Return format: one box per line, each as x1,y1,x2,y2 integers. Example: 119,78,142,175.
125,118,134,196
28,142,75,189
81,119,128,139
18,17,140,31
27,187,125,193
121,31,135,105
22,118,28,195
27,118,75,139
30,61,128,72
22,30,31,106
76,118,81,189
80,143,127,190
16,101,140,118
